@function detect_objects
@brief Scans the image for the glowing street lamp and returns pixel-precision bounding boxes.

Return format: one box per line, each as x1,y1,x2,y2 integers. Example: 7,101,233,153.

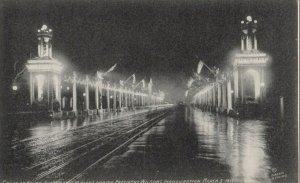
83,93,86,96
246,15,252,22
12,84,18,91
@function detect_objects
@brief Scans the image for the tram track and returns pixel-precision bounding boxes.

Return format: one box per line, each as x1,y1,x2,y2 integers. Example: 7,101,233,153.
11,109,158,155
26,117,147,171
67,114,165,182
11,109,154,148
20,108,171,181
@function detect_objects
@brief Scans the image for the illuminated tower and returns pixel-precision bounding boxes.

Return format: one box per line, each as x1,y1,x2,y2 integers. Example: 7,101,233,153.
233,16,269,112
240,15,258,51
26,25,63,112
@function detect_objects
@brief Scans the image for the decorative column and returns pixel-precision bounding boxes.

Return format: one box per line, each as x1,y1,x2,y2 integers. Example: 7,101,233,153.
131,92,134,108
58,75,61,110
119,89,122,110
254,34,257,50
210,88,212,110
233,69,239,103
72,72,77,112
246,34,252,51
113,85,117,111
241,72,244,103
253,20,258,50
99,79,103,111
217,83,221,112
106,82,110,112
95,81,99,110
85,75,89,110
29,72,34,104
222,82,227,112
38,38,41,57
241,35,245,51
227,79,232,113
127,91,131,107
212,85,215,111
45,40,49,57
49,42,52,58
207,91,210,109
125,88,128,108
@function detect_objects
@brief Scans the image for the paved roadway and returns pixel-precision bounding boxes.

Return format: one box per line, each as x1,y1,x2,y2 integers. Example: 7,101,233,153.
1,106,172,181
1,105,297,182
80,105,297,183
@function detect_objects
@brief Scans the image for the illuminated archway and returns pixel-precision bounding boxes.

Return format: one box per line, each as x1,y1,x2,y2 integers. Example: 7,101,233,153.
243,69,260,102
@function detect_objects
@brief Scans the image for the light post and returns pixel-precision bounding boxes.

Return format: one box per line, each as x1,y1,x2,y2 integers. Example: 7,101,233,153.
96,64,117,113
12,65,26,91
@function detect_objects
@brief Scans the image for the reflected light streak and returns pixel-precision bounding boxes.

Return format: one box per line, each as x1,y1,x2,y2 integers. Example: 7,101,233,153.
191,109,271,182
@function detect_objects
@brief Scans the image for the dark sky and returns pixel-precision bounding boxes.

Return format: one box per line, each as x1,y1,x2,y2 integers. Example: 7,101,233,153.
1,0,298,103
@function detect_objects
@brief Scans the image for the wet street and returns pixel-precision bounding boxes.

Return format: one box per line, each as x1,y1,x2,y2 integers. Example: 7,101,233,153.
1,106,171,181
1,105,297,182
81,106,297,183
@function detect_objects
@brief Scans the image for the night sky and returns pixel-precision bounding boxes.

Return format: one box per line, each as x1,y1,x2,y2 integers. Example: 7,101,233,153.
0,0,298,103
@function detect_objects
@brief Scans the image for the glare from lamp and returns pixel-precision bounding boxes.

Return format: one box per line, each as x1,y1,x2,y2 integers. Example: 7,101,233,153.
12,85,18,91
246,16,252,22
41,25,47,30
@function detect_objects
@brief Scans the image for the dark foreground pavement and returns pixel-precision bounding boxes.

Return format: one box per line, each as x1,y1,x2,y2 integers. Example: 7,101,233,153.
1,105,297,182
0,106,172,181
81,105,297,183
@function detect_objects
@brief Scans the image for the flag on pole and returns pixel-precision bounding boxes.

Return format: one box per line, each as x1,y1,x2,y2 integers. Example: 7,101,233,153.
197,61,204,74
105,64,117,75
185,90,189,97
187,78,194,88
97,71,104,79
120,80,124,86
132,74,136,84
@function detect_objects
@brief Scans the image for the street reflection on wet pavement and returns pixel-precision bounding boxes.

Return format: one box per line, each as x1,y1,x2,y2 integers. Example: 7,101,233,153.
82,106,297,183
1,105,297,182
1,107,170,181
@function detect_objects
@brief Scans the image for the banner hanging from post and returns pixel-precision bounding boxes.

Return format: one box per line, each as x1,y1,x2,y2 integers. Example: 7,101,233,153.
104,64,117,75
185,90,189,97
197,60,204,74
